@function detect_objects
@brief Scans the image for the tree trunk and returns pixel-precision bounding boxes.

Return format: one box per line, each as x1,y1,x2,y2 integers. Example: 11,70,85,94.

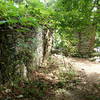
34,27,44,67
0,26,53,83
42,29,53,65
77,25,96,57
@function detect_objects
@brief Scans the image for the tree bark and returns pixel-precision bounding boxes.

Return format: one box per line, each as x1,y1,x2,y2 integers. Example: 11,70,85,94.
0,26,53,83
42,29,53,65
77,25,96,57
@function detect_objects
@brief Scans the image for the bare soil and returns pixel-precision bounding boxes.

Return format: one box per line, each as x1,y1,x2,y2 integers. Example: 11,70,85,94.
42,54,100,100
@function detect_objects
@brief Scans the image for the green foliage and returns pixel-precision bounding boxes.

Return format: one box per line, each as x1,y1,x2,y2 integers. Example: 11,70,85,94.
52,0,100,56
54,32,78,56
0,0,55,83
0,0,100,87
59,67,76,82
0,0,40,83
0,0,55,31
95,24,100,47
0,0,52,27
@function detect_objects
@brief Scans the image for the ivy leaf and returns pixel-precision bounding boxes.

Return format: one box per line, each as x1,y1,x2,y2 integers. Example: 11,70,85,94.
0,20,7,25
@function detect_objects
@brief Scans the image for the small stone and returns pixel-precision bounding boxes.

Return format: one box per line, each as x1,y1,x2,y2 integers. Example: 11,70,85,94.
17,95,23,98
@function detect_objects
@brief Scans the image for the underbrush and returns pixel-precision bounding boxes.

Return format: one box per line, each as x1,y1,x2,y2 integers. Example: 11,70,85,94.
0,66,78,100
0,58,100,100
0,79,56,100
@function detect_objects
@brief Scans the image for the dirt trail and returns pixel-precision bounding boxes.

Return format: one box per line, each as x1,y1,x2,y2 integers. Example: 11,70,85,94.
48,54,100,100
38,54,100,100
51,54,100,75
67,57,100,74
50,54,100,85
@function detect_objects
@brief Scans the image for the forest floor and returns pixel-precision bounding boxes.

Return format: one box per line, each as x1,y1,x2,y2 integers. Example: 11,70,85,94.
49,54,100,74
39,54,100,100
0,54,100,100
